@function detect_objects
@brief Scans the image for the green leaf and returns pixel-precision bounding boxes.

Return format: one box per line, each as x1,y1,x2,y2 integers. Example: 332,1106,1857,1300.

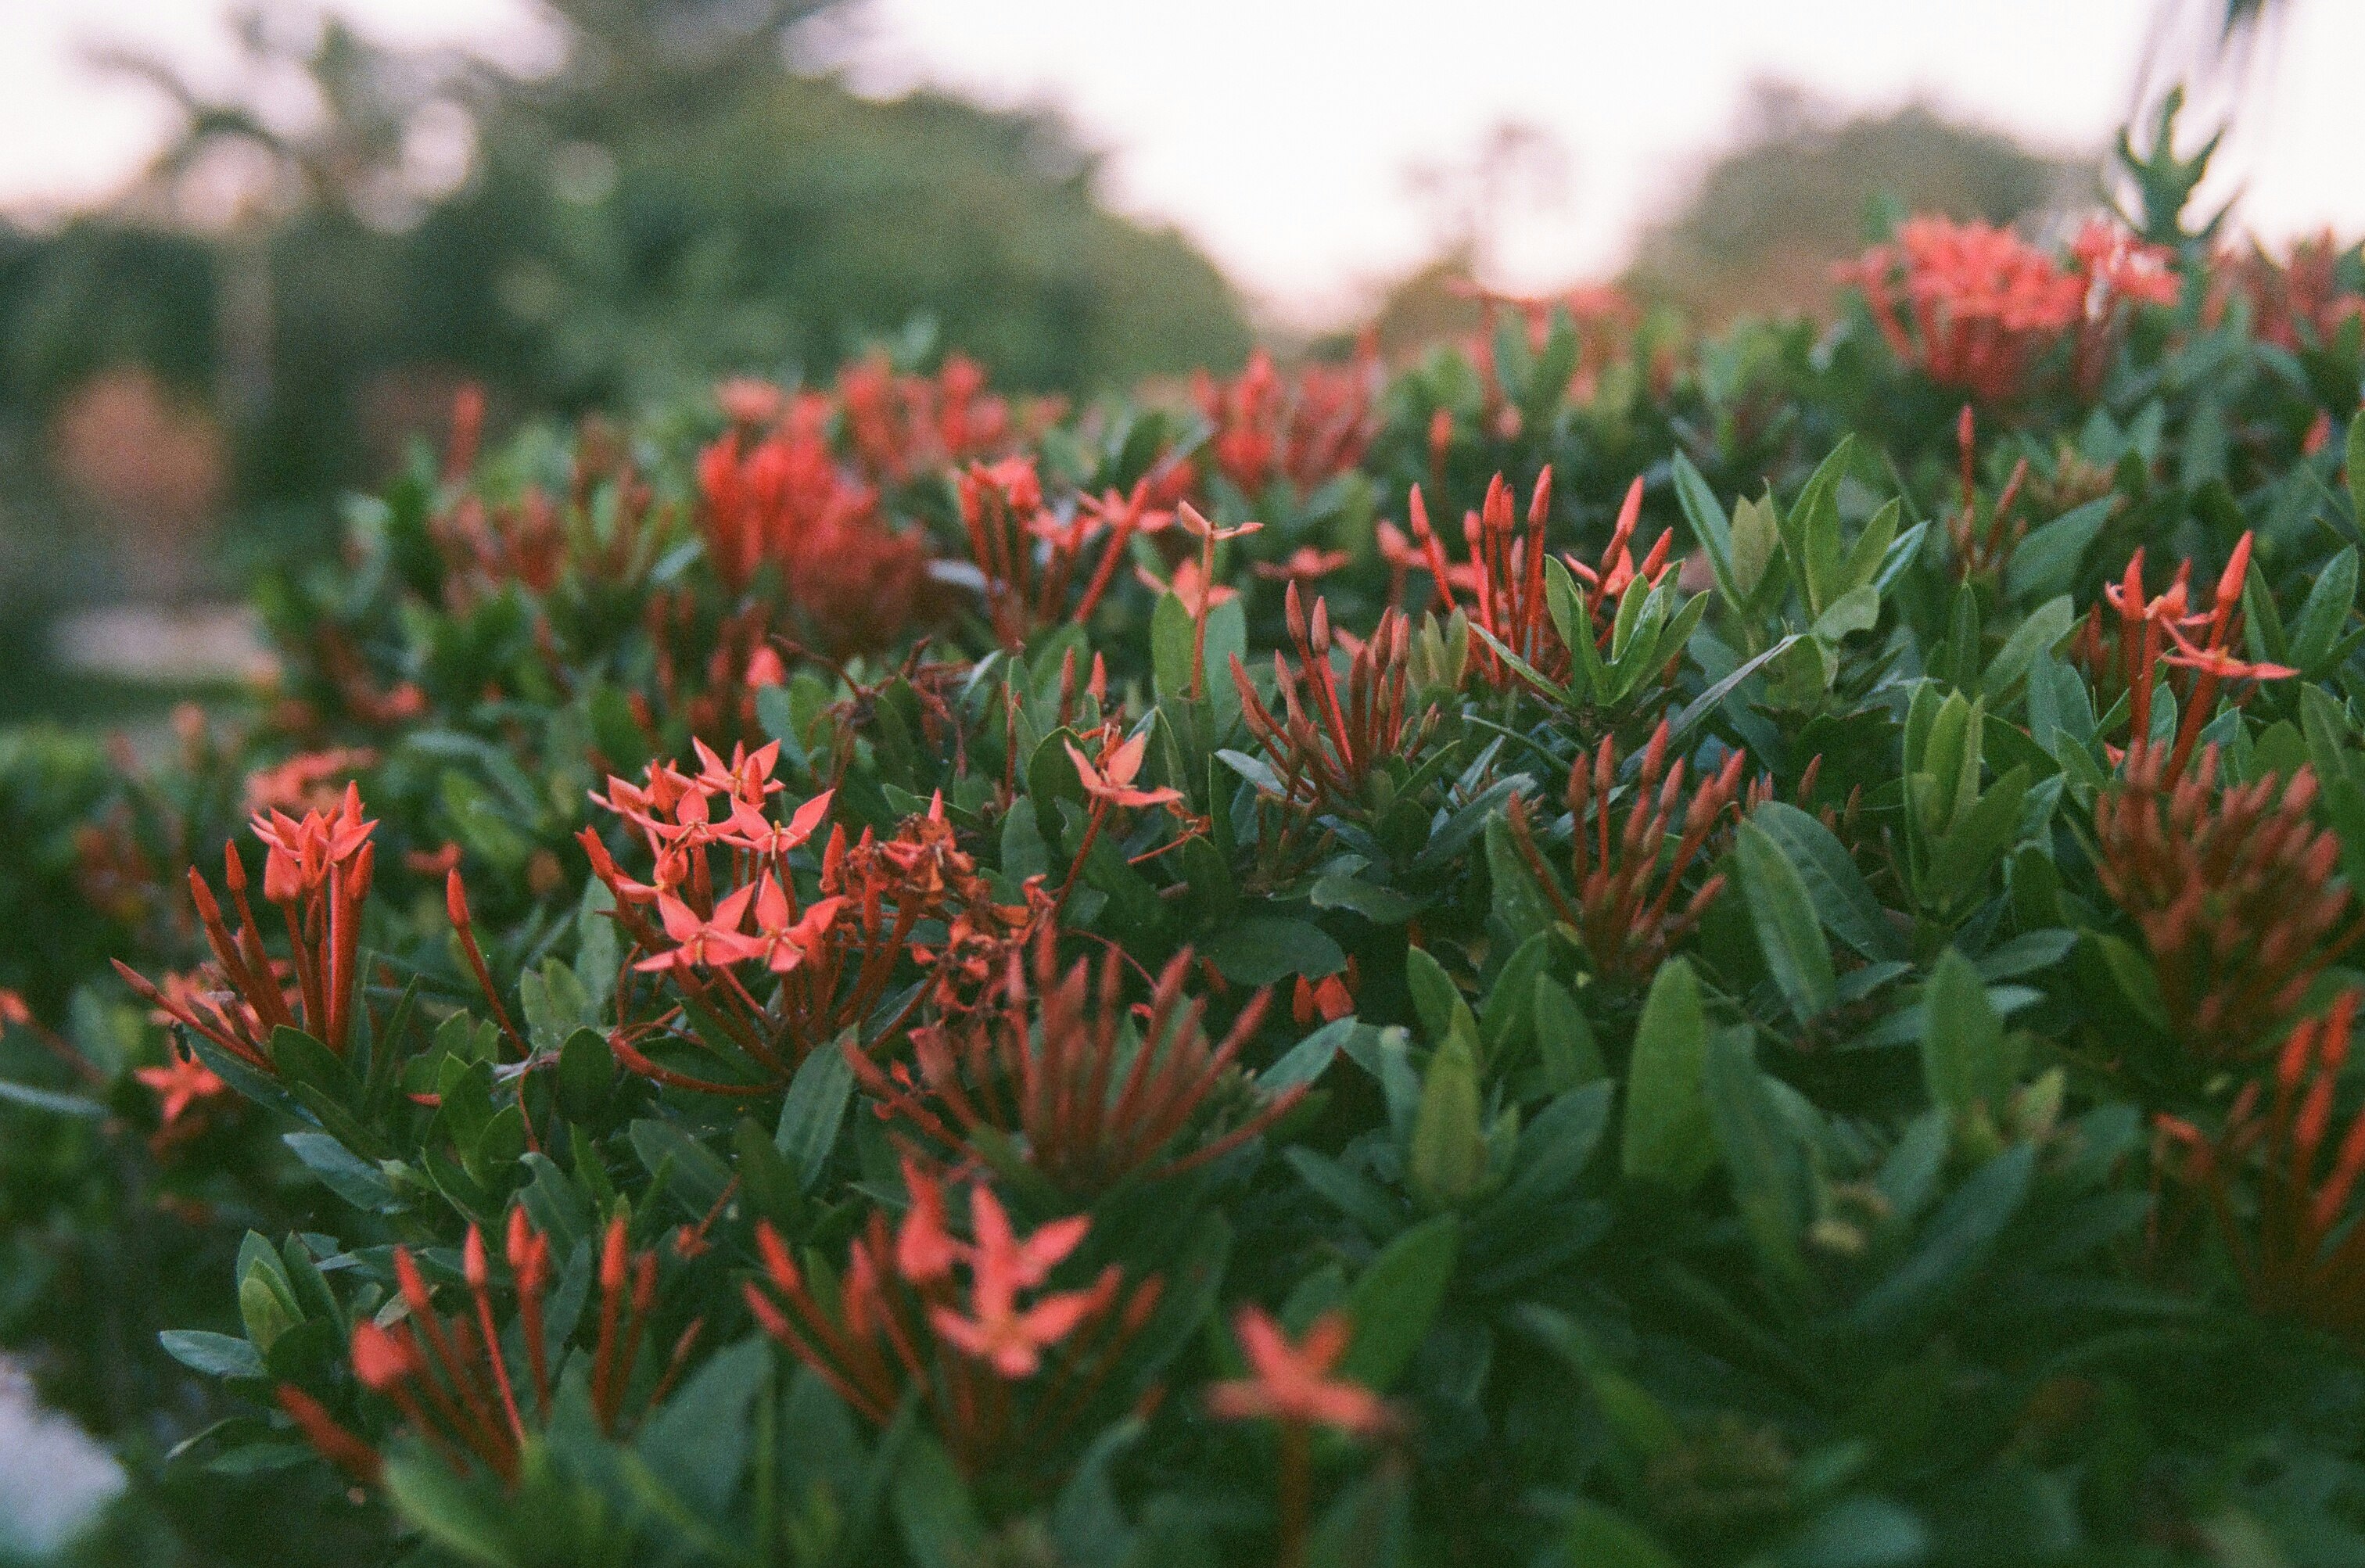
1199,917,1345,986
1310,874,1420,925
1340,1215,1459,1390
382,1451,515,1567
1920,950,2011,1126
775,1033,856,1191
1621,959,1715,1192
284,1132,395,1210
2348,411,2364,529
1704,1028,1816,1303
2005,496,2112,605
1403,945,1474,1047
0,1077,104,1118
635,1338,766,1519
1671,451,1739,605
1850,1144,2037,1332
1408,1032,1485,1210
1750,803,1902,961
1554,1501,1683,1568
1982,596,2075,701
1736,821,1838,1022
159,1329,267,1381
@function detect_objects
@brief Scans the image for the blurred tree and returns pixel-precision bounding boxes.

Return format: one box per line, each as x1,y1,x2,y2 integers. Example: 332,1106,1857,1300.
10,0,1249,525
1626,82,2088,321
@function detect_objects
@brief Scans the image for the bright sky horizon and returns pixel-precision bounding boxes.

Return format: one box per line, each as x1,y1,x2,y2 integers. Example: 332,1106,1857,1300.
5,0,2361,329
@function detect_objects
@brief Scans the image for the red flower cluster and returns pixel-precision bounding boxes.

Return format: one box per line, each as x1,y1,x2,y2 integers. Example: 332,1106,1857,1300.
115,786,377,1070
2207,232,2365,353
2092,745,2355,1063
856,935,1297,1196
1840,217,2177,401
1504,720,1745,986
2159,992,2365,1344
2075,533,2291,780
1233,584,1435,815
746,1161,1159,1476
587,749,1035,1088
282,1211,695,1487
957,457,1168,648
1193,346,1380,501
694,398,927,653
838,351,1017,484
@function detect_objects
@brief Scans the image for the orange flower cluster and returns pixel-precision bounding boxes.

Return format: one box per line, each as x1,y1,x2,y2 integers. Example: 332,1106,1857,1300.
1194,346,1380,501
694,398,927,653
2092,745,2355,1063
856,935,1297,1197
1840,217,2177,401
282,1211,695,1487
2075,533,2291,780
957,457,1169,648
2207,232,2365,353
586,747,1031,1088
2159,992,2365,1344
838,351,1015,484
115,786,377,1071
1233,584,1434,814
1392,471,1670,693
745,1161,1159,1476
1505,720,1745,986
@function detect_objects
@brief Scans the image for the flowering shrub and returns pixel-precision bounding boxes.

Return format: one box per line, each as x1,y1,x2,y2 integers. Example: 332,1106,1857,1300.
12,113,2365,1566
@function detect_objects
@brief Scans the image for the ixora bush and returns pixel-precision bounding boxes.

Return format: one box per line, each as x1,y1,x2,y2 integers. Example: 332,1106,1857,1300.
9,117,2365,1566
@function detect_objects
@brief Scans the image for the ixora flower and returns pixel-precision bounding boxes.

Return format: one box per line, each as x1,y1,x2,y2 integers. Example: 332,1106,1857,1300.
2159,992,2365,1344
854,934,1299,1196
1505,719,1746,987
745,1161,1159,1477
1233,583,1436,815
1208,1308,1389,1437
280,1212,696,1488
114,787,376,1070
1193,344,1380,502
2092,744,2356,1062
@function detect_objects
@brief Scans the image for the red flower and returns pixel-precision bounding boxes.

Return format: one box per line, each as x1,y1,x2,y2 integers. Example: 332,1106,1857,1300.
1064,733,1183,811
925,1186,1105,1377
1505,719,1745,987
1208,1308,1389,1437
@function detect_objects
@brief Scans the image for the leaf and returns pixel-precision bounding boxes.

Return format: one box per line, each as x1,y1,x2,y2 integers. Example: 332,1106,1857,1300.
1671,451,1739,606
1704,1028,1816,1303
1621,960,1715,1193
1402,945,1475,1047
1554,1501,1683,1568
1921,949,2015,1134
630,1118,734,1215
158,1329,266,1381
284,1132,395,1210
893,1432,985,1568
775,1033,856,1191
1750,803,1902,961
1736,821,1838,1022
1408,1032,1485,1210
1340,1215,1459,1390
1310,874,1420,924
1850,1144,2037,1332
2005,496,2112,605
1265,1017,1366,1093
382,1452,515,1567
1199,917,1345,986
2349,411,2364,530
0,1077,105,1118
635,1337,766,1519
1982,596,2075,701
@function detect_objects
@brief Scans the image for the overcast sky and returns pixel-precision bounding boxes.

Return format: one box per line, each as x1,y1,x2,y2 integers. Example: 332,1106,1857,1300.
5,0,2360,326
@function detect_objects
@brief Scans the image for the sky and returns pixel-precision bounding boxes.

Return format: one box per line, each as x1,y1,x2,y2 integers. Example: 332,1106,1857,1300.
3,0,2360,327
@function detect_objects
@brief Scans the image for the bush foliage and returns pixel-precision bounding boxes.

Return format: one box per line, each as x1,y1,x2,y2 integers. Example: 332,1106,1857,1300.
8,110,2365,1566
